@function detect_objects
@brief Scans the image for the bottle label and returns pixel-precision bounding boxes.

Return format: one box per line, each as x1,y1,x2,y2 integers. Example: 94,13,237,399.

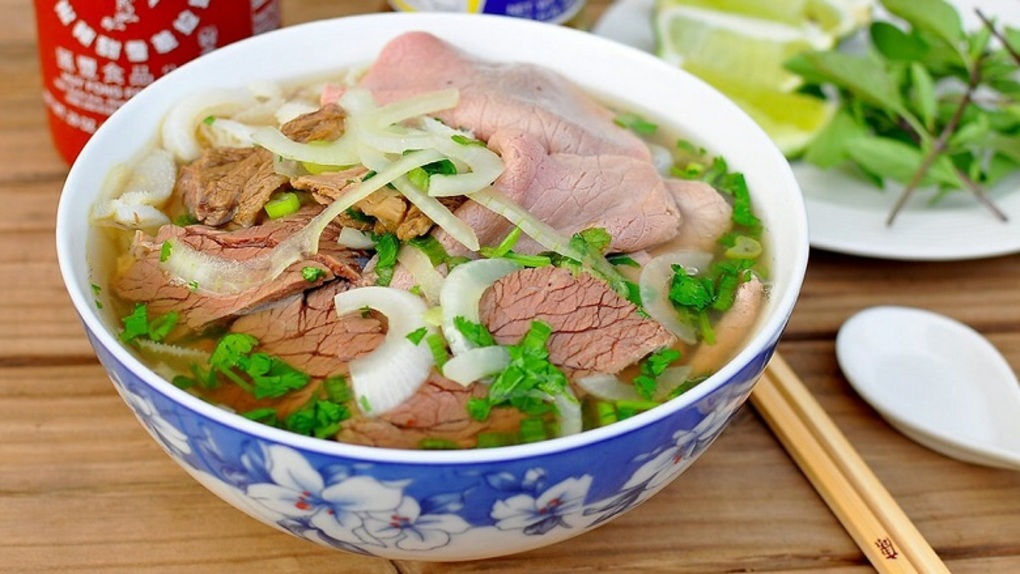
388,0,585,24
35,0,281,164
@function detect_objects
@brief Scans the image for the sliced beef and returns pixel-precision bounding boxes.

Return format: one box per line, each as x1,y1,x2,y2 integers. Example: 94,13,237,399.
112,207,362,330
292,169,466,240
230,281,384,379
438,129,682,255
358,32,652,159
354,32,682,255
177,146,288,227
178,105,347,228
337,374,525,449
664,180,733,252
479,266,676,375
198,282,386,419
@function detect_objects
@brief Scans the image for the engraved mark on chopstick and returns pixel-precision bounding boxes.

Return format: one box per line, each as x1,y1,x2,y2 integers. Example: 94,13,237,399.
875,538,900,560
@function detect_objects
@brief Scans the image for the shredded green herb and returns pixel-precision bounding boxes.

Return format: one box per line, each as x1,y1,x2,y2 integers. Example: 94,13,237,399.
406,326,429,345
301,266,327,282
118,303,179,344
372,232,400,287
467,321,568,421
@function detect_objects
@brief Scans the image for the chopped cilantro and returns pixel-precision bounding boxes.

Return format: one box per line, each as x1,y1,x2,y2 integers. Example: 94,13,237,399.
373,232,400,287
406,326,429,345
301,266,327,282
118,303,179,344
407,235,451,267
206,333,310,399
613,112,658,135
286,399,350,438
453,316,496,347
469,321,568,421
633,348,682,400
173,213,199,226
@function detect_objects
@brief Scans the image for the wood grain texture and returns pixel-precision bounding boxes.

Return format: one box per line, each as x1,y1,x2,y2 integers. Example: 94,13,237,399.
2,1,1019,572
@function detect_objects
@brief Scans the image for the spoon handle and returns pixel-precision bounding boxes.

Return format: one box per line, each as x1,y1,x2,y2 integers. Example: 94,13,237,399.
751,353,950,574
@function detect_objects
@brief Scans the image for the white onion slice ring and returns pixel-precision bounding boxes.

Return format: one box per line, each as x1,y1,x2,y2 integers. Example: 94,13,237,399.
577,373,643,402
442,346,511,387
333,286,434,416
396,244,446,305
639,251,713,344
554,390,583,437
439,258,522,356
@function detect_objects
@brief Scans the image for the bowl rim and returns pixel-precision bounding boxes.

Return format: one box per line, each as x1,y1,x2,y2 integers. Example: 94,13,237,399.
56,11,809,465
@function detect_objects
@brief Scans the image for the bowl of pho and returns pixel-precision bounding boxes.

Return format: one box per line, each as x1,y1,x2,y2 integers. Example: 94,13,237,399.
56,13,808,561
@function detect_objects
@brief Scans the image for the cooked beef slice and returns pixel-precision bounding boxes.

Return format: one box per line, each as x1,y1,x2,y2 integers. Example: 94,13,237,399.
197,282,386,419
337,374,525,449
178,105,347,227
112,207,362,330
355,32,683,254
479,266,676,375
230,282,384,379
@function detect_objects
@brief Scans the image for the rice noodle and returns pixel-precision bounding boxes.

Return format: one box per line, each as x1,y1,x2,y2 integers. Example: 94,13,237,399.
161,88,257,162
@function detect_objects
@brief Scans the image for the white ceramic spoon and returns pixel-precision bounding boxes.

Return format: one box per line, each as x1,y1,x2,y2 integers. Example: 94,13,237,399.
836,306,1020,471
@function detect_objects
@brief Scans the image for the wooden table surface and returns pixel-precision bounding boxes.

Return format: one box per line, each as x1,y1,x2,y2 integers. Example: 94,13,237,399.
4,1,1019,572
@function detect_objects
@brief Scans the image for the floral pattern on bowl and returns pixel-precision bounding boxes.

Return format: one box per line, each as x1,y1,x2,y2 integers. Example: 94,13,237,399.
93,330,774,560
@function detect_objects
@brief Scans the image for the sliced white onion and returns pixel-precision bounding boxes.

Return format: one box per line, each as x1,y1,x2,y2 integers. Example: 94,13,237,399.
396,244,446,305
201,118,258,149
91,149,177,230
251,125,360,166
656,365,694,400
470,187,626,286
554,390,583,437
442,346,511,387
439,258,521,355
639,251,713,345
391,176,480,251
161,88,256,162
421,118,504,198
333,286,434,416
577,373,643,402
337,227,376,249
274,100,319,125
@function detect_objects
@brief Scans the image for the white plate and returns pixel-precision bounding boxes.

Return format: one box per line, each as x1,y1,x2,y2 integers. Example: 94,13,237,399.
593,0,1020,261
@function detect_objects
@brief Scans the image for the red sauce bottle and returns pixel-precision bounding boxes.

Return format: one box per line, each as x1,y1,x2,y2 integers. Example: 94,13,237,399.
34,0,282,165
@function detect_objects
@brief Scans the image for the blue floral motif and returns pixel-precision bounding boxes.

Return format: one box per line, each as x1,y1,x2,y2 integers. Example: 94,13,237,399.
488,471,593,535
90,330,779,559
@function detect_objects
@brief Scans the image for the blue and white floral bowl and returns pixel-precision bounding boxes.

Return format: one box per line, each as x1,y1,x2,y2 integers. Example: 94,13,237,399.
56,13,808,561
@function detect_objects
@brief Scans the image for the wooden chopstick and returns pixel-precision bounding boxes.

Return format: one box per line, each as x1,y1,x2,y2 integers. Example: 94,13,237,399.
750,353,950,574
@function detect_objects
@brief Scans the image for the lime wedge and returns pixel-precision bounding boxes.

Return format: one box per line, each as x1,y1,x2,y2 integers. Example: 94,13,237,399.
654,5,834,92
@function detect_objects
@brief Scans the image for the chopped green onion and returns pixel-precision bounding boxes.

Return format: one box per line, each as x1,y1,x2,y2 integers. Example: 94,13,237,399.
264,191,301,219
613,112,658,135
725,236,762,260
419,437,460,450
519,418,548,443
425,332,449,369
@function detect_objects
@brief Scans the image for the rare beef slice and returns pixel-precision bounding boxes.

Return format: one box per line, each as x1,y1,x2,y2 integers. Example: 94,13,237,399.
354,32,684,254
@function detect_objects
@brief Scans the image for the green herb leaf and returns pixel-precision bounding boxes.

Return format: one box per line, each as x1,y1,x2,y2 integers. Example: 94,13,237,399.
373,233,400,287
301,266,327,282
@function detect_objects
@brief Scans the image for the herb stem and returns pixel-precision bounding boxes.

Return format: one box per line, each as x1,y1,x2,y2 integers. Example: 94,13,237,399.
975,9,1020,65
886,57,984,226
953,167,1010,222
